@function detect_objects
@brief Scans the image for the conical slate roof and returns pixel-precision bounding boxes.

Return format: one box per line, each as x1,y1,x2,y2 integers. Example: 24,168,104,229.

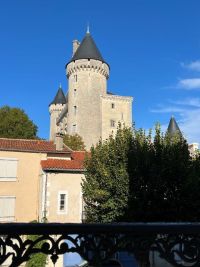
167,116,182,136
70,32,105,63
50,87,66,105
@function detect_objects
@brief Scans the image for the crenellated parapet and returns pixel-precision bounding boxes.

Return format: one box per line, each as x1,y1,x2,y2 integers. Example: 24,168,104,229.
101,94,133,103
66,59,109,79
49,103,65,114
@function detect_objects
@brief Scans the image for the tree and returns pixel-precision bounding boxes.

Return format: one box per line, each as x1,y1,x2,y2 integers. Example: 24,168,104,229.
82,124,200,223
82,125,132,222
0,106,38,139
127,124,193,222
63,133,85,151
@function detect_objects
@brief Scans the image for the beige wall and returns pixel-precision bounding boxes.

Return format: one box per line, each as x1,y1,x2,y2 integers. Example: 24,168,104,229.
45,172,84,223
101,95,133,140
0,151,46,222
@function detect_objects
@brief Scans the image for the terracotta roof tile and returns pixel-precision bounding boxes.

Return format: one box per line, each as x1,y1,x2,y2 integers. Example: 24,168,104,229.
71,151,88,161
41,158,85,171
0,138,70,153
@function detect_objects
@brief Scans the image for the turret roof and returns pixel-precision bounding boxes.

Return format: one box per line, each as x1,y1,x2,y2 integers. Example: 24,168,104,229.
50,87,66,105
167,116,182,136
70,32,105,63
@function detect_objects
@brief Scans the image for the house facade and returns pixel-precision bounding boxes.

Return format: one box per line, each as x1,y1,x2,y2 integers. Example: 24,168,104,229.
0,137,85,223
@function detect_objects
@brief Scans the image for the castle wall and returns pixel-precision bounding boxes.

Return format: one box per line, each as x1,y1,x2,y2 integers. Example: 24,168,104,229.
101,95,133,140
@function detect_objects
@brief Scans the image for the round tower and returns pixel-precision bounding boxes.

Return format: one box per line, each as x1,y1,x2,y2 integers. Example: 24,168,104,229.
65,30,110,149
49,85,66,141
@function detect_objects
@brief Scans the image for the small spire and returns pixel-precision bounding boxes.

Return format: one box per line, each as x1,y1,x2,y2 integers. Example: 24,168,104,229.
59,82,62,89
86,23,90,34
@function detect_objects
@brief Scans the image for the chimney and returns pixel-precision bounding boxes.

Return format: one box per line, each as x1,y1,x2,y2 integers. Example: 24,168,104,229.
55,133,64,151
72,40,80,56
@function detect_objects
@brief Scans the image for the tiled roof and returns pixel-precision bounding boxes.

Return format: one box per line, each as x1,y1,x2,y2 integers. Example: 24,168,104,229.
0,138,71,153
71,151,88,161
41,155,85,171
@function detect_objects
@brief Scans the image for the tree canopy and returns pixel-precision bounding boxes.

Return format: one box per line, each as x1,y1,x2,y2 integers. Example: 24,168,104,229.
0,106,38,139
82,124,200,222
63,133,85,151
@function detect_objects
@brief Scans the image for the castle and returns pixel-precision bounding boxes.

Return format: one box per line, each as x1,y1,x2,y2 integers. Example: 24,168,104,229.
49,29,133,149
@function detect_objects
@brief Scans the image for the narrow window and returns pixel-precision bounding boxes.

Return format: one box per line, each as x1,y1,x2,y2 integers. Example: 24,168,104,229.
57,191,68,214
110,120,115,127
74,75,77,82
111,103,115,109
73,106,77,115
72,124,76,133
74,89,77,96
60,194,65,211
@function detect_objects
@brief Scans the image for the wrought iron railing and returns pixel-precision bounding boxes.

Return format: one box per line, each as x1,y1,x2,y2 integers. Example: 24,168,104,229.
0,223,200,267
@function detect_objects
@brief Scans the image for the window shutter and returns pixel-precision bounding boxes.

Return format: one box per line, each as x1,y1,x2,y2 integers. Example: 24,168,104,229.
0,158,18,179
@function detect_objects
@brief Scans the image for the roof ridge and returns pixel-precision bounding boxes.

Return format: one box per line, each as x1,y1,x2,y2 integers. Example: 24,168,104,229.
0,137,52,142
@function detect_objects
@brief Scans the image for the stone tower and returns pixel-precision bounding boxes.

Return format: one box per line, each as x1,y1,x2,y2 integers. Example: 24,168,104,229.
49,85,66,141
49,30,133,149
65,30,110,148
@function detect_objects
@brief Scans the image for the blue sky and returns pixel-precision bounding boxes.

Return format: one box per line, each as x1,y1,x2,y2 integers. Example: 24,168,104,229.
1,0,200,144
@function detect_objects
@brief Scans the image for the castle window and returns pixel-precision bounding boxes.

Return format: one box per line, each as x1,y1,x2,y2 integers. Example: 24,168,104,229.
110,120,115,127
74,75,77,82
73,106,77,115
57,191,68,214
111,103,115,109
72,124,76,133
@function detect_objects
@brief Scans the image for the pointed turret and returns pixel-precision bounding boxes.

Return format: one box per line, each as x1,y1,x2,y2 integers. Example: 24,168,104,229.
49,85,66,141
167,116,182,137
69,31,105,63
50,85,66,105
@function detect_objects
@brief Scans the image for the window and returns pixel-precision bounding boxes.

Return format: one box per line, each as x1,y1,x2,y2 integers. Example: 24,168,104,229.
73,106,77,115
0,158,18,181
110,120,115,127
0,196,15,222
72,124,76,133
111,103,115,109
57,191,67,214
74,89,77,96
74,75,77,82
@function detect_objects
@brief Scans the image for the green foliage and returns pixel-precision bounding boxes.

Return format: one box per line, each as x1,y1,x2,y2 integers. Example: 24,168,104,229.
25,221,47,267
63,133,85,151
127,123,192,221
82,124,133,222
25,236,47,267
0,106,38,139
82,123,200,222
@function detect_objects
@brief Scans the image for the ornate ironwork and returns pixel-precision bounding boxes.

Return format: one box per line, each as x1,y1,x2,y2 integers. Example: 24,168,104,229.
0,223,200,266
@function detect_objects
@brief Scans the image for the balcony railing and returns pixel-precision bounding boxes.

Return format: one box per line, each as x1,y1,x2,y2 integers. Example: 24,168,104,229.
0,223,200,266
